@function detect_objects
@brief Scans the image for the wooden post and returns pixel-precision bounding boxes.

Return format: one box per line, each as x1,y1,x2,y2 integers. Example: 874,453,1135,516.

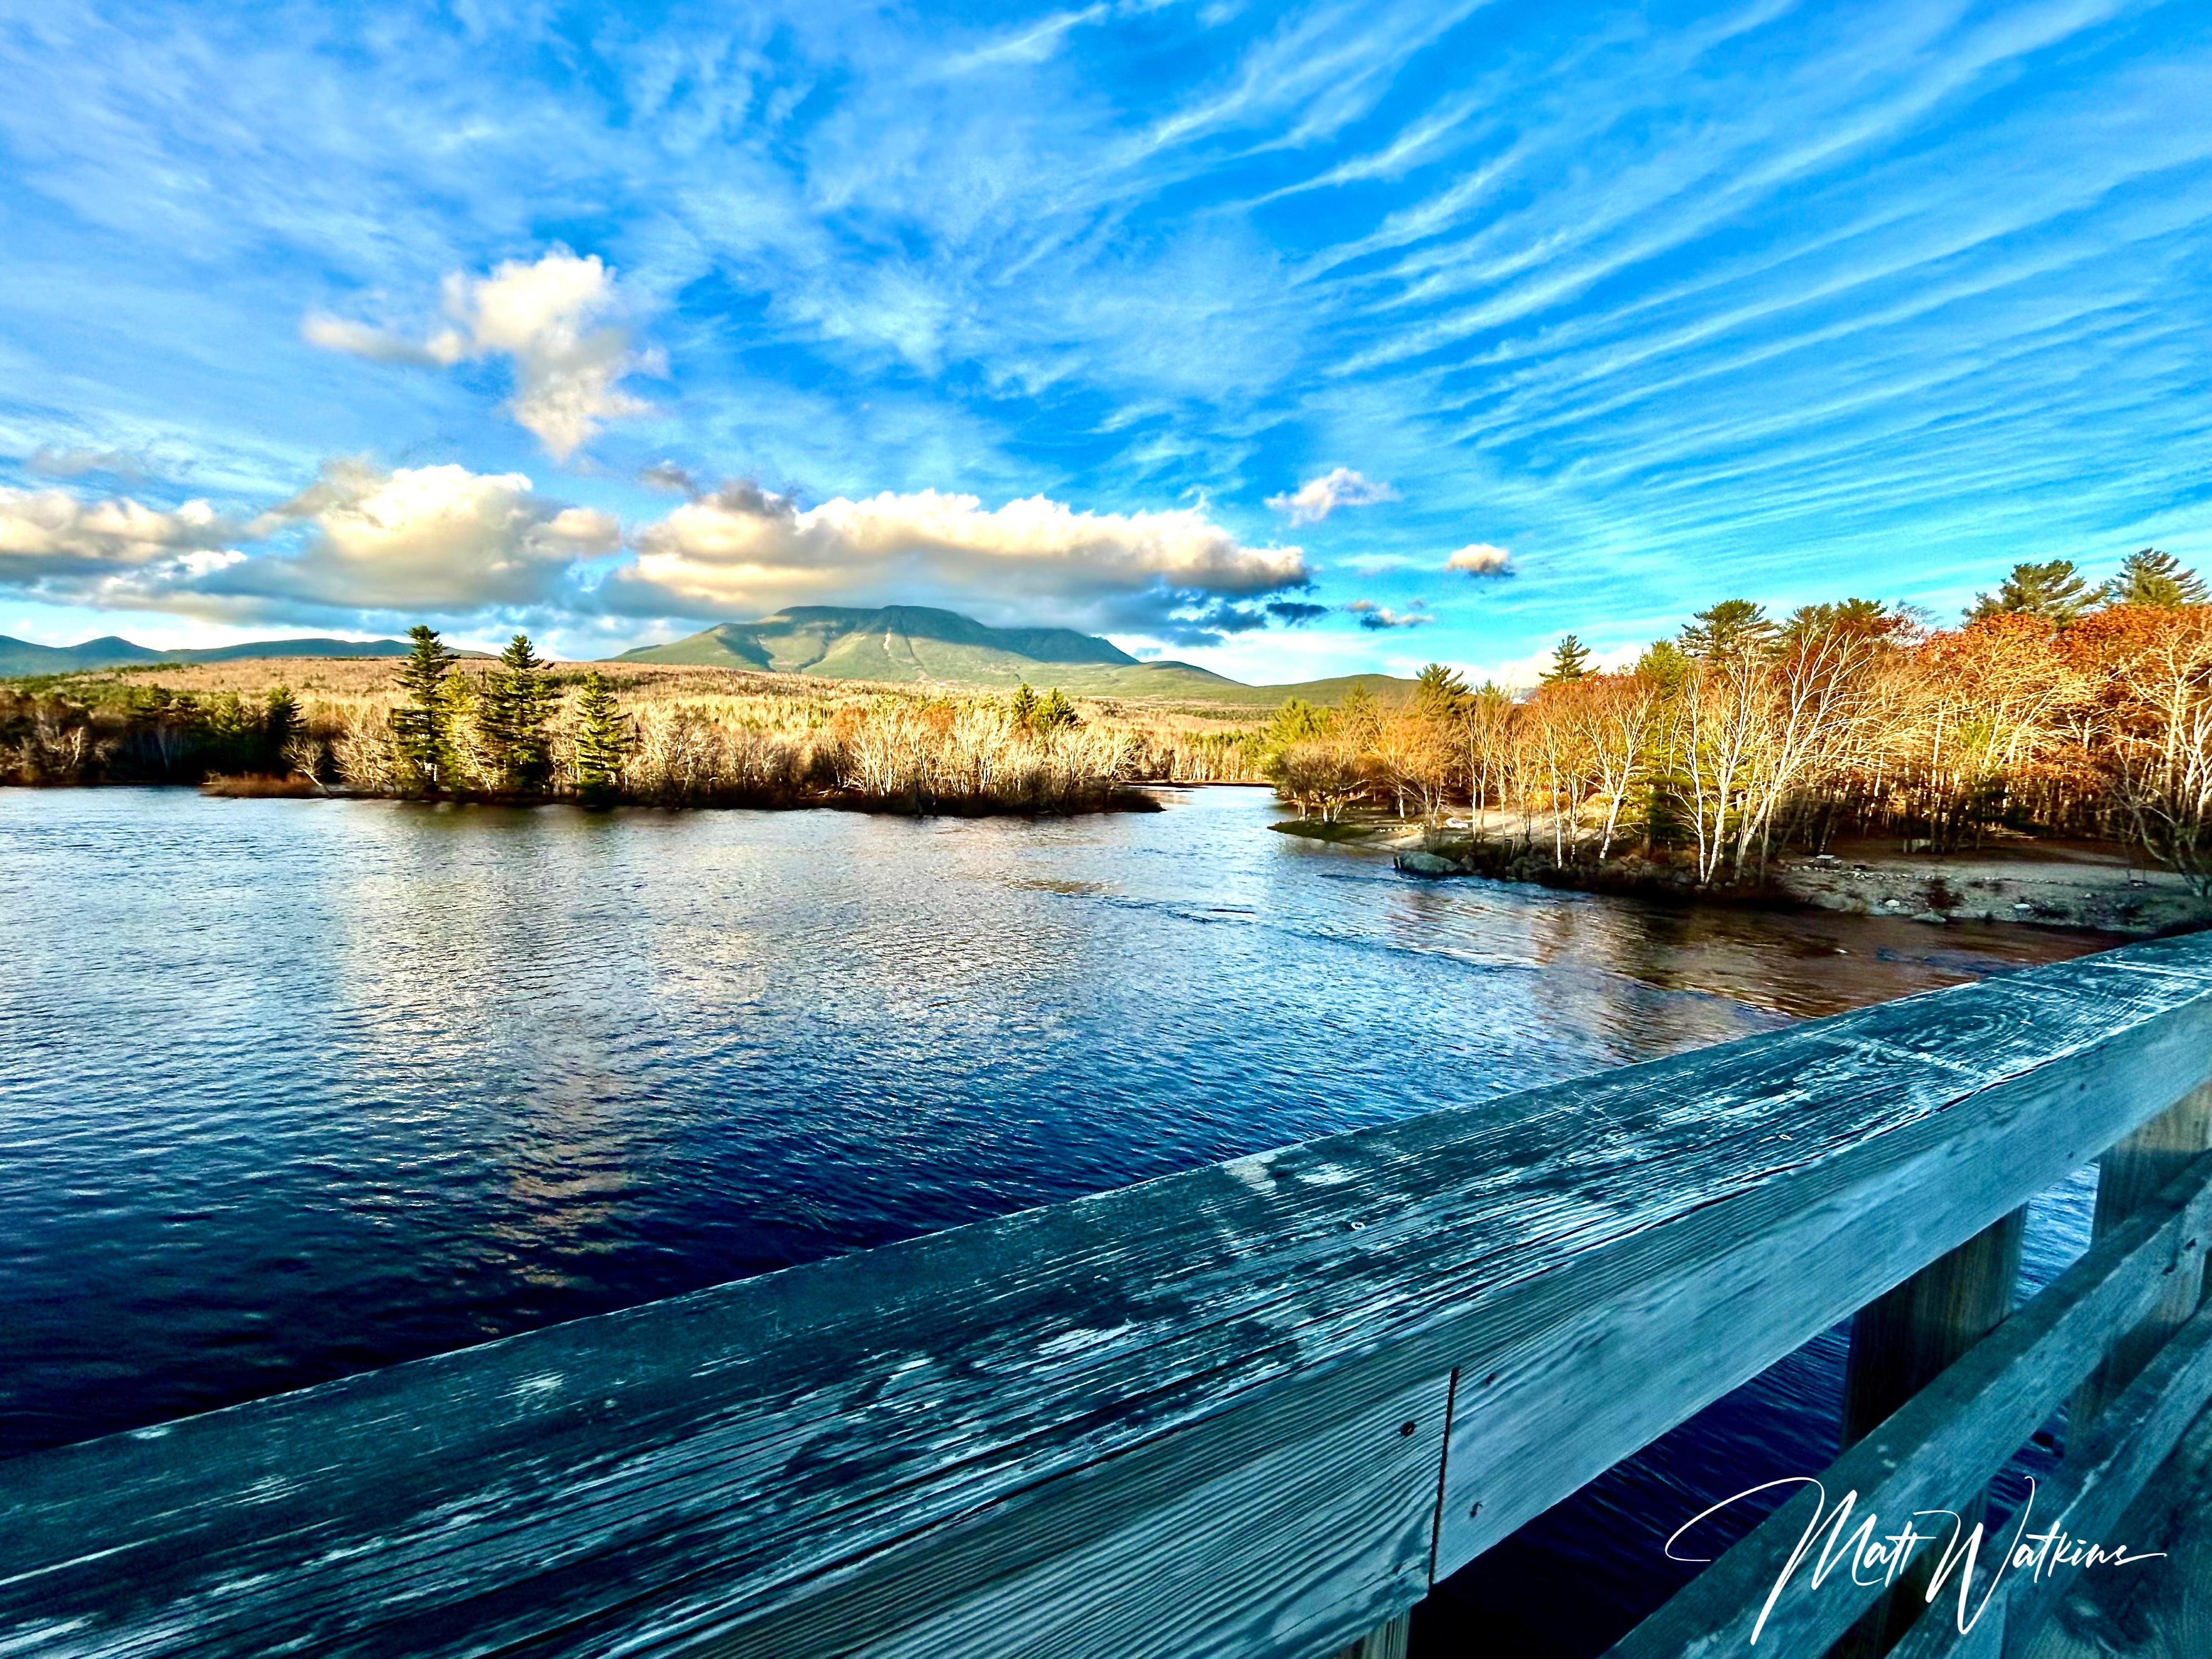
1833,1206,2029,1658
1332,1612,1410,1659
2073,1083,2212,1428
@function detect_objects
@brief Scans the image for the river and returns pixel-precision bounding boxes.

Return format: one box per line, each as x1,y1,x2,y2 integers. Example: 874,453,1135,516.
0,785,2115,1654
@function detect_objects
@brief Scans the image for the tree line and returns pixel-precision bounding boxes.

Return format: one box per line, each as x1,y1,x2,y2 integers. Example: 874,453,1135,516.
1,625,1165,815
1264,549,2212,896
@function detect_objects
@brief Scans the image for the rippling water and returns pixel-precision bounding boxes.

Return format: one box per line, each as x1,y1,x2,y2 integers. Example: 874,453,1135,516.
0,786,2114,1653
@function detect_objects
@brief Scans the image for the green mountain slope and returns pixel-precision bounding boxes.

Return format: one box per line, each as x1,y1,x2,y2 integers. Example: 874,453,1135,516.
0,634,419,677
613,606,1411,706
617,605,1154,684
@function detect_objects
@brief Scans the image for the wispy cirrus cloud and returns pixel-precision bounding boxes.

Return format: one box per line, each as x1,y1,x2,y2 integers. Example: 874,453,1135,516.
4,1,2212,671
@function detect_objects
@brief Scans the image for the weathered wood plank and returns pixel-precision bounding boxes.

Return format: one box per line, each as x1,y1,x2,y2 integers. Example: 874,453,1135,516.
1431,951,2212,1581
1833,1207,2027,1657
1883,1301,2212,1659
4,938,2212,1659
1845,1210,2029,1448
2074,1083,2212,1427
2017,1400,2212,1659
1602,1148,2212,1659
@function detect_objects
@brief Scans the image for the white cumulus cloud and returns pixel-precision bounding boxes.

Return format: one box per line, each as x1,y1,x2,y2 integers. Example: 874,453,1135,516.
233,460,619,610
1444,542,1512,576
1,464,617,622
1266,466,1399,525
3,468,1308,645
620,483,1311,639
303,250,652,461
0,487,231,582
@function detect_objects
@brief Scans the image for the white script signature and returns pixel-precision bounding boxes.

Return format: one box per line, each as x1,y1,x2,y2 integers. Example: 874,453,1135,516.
1664,1476,2164,1645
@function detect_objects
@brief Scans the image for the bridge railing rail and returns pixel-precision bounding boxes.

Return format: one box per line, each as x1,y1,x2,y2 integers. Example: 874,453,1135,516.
7,935,2212,1659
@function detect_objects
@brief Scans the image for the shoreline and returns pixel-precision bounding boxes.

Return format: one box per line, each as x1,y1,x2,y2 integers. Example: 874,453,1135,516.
1276,816,2208,939
1,776,1170,817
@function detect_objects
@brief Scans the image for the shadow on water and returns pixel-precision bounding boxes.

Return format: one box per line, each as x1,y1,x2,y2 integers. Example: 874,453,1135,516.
0,785,2114,1651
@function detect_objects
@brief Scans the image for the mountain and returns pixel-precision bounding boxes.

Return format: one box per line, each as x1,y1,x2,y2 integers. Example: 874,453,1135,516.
613,605,1412,707
0,634,420,677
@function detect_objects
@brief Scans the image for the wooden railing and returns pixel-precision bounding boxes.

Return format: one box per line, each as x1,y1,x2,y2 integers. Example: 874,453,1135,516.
5,935,2212,1658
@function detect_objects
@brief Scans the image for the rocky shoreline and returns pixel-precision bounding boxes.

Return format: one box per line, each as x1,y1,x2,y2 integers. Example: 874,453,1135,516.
1274,817,2207,938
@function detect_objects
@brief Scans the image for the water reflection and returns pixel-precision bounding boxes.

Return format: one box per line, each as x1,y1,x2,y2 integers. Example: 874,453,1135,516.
0,785,2106,1474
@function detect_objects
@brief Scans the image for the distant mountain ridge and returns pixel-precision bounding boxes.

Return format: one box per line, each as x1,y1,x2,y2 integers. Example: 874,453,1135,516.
0,634,420,677
1,608,1414,708
616,605,1160,681
616,605,1412,707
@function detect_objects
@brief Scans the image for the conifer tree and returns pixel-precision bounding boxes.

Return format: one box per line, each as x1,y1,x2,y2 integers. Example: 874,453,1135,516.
482,633,555,792
1542,633,1592,682
264,685,301,771
2102,548,2208,608
1966,560,2094,625
1678,600,1777,659
1414,661,1470,717
389,624,457,792
1009,682,1039,730
1035,687,1080,730
572,672,633,803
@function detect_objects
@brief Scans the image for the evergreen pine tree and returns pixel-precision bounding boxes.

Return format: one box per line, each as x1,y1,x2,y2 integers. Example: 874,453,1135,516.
572,672,633,804
1414,662,1470,717
1036,687,1080,730
389,624,458,792
1965,560,2094,625
1678,600,1777,659
482,633,555,792
1630,641,1692,852
1009,682,1039,730
263,685,301,771
1542,633,1592,682
2102,548,2208,608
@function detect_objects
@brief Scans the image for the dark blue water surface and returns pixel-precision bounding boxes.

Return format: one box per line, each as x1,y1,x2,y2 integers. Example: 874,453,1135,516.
0,786,2113,1654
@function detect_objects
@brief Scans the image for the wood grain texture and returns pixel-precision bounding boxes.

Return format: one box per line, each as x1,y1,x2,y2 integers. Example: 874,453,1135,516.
1432,950,2212,1580
1833,1207,2028,1659
7,937,2212,1659
1883,1302,2212,1659
2017,1400,2212,1659
1603,1148,2212,1659
2074,1084,2212,1427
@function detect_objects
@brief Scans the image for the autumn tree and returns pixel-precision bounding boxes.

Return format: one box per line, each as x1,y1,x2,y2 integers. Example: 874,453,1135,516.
2066,607,2212,894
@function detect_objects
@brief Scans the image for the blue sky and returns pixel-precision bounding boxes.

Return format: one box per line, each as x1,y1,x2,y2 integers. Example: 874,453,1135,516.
2,0,2209,682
